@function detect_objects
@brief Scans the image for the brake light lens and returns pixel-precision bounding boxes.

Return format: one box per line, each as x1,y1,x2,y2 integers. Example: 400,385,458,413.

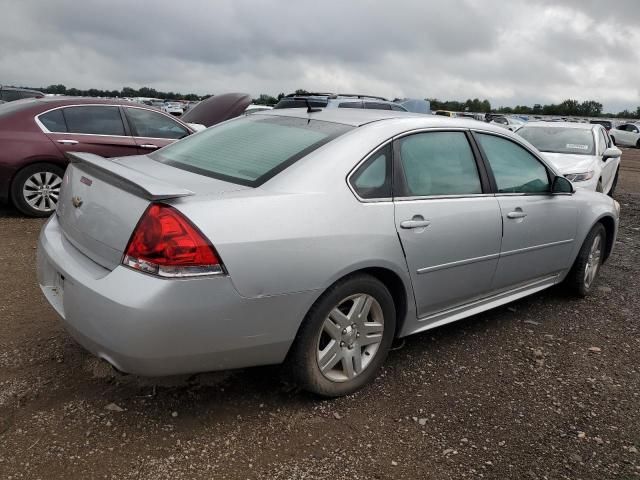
122,203,224,277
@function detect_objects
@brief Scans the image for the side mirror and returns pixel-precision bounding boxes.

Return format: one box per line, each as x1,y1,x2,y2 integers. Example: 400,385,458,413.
552,175,574,194
603,147,621,161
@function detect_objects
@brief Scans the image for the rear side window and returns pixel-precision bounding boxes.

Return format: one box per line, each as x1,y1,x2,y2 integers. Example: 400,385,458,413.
350,144,392,199
399,132,482,196
62,106,126,136
476,133,550,194
124,107,189,139
0,90,22,102
39,109,67,132
152,116,352,186
338,101,363,109
364,102,392,110
273,98,327,109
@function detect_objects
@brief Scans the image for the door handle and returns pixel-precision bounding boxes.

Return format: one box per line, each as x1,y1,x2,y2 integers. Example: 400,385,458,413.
507,210,527,219
57,139,78,145
140,144,158,149
400,217,431,229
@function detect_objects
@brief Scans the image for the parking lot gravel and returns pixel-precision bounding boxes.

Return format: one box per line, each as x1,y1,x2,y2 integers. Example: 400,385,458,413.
0,149,639,479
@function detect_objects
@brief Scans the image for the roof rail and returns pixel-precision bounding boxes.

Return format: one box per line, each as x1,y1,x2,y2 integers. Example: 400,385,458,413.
334,93,388,101
285,92,335,98
283,92,389,101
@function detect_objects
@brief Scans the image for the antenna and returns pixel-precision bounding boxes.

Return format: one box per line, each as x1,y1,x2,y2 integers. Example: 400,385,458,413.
304,98,322,113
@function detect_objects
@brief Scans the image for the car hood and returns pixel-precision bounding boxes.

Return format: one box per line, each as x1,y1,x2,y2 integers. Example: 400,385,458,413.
181,92,252,127
541,152,597,174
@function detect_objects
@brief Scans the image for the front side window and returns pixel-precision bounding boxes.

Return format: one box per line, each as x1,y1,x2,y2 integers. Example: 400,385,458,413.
631,125,639,133
476,133,550,194
152,116,352,186
597,129,607,155
125,107,189,139
39,109,67,132
62,106,126,136
399,131,482,197
350,144,392,199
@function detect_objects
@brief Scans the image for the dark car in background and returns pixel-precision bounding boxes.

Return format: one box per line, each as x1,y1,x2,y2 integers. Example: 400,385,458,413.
590,119,613,131
0,86,44,103
0,97,196,216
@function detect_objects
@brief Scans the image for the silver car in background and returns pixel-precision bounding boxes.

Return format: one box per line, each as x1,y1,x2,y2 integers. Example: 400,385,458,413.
516,122,622,195
37,110,620,397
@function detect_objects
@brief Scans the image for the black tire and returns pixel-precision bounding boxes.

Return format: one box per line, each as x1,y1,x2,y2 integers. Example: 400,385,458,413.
286,274,396,397
636,139,640,149
564,223,606,297
608,168,619,197
10,163,64,217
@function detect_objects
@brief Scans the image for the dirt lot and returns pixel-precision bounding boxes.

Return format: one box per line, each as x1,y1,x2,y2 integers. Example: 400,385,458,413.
1,150,639,480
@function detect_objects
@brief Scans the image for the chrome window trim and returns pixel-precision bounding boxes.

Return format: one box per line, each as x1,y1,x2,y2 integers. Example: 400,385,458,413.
395,193,494,202
34,104,192,137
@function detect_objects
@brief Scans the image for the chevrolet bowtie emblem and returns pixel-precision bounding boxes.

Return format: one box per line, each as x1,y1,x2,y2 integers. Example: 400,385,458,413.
72,196,83,208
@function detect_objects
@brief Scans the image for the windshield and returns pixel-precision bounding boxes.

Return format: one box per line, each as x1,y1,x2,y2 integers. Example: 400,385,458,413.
517,127,595,155
151,115,352,186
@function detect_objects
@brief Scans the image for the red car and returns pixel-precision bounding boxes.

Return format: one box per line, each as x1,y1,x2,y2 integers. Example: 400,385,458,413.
0,97,196,216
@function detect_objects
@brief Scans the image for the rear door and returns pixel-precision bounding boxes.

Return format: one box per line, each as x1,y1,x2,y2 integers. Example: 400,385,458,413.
474,132,578,291
393,130,502,318
123,106,191,153
40,105,138,158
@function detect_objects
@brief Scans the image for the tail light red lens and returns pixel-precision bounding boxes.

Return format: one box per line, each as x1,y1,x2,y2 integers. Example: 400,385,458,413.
122,203,224,277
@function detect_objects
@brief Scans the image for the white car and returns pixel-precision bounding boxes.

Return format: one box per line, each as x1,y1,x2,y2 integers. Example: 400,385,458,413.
516,122,621,195
609,122,640,148
162,102,184,116
491,116,525,132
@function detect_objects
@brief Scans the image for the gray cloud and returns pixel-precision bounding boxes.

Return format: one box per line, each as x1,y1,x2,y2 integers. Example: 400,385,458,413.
0,0,638,112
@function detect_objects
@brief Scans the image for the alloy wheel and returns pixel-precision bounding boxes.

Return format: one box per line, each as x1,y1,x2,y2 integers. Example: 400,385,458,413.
316,293,385,382
22,171,62,213
584,234,602,289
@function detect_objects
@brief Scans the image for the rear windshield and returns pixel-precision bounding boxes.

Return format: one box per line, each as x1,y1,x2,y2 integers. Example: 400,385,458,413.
517,127,595,155
151,115,352,186
273,98,328,109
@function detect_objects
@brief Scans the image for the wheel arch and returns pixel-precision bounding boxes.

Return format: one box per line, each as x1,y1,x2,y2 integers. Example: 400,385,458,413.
8,157,66,200
597,215,616,262
293,264,415,345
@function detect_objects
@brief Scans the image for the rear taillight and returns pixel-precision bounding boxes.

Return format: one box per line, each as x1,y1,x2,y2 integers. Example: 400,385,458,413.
122,203,224,278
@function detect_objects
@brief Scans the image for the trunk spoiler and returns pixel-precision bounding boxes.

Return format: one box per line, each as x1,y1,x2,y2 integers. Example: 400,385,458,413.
66,152,194,201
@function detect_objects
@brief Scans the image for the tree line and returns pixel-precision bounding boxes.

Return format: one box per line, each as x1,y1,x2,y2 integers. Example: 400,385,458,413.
15,84,640,119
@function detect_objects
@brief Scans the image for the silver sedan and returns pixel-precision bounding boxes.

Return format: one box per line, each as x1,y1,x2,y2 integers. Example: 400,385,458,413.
37,109,620,397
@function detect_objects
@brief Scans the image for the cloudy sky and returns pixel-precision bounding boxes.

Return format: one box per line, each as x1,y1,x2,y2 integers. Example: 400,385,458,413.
1,0,639,112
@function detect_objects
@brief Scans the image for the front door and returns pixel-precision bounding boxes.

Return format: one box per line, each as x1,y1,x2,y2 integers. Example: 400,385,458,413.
474,132,578,290
393,131,502,318
122,106,191,154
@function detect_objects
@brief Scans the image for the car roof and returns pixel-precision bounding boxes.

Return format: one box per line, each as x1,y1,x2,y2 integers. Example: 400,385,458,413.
253,107,497,130
519,121,596,130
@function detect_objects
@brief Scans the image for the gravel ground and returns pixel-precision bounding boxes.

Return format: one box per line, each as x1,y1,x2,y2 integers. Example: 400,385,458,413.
0,149,639,480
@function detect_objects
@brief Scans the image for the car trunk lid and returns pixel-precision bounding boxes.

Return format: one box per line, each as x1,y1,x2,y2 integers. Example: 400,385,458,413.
57,152,249,270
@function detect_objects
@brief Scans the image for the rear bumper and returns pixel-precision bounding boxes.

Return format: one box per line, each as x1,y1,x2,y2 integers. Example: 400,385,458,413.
37,215,317,376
